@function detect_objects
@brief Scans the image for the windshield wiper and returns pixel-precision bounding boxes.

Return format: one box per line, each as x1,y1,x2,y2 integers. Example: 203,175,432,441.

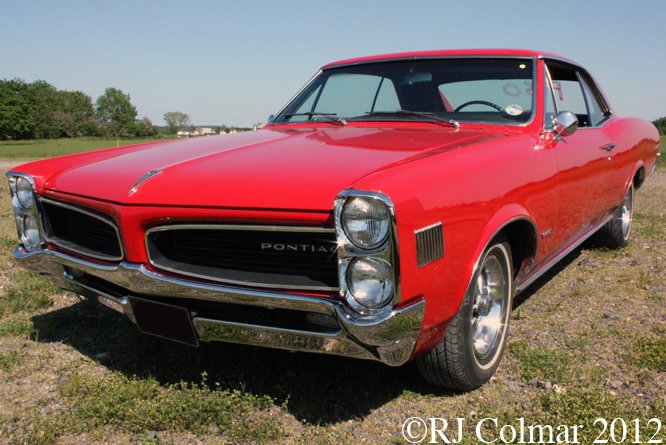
284,112,347,126
365,110,459,128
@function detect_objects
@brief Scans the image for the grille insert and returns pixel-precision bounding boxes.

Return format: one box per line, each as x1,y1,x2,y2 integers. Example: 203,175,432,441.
42,200,123,261
146,226,339,290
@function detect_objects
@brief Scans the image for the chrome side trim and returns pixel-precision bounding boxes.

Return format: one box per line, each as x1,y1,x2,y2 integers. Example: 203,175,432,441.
516,213,613,293
415,222,444,268
647,151,660,181
14,245,425,367
41,198,124,262
128,170,162,195
145,224,338,291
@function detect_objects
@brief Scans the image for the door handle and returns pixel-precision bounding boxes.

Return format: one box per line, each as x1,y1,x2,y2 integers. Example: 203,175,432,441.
602,144,616,152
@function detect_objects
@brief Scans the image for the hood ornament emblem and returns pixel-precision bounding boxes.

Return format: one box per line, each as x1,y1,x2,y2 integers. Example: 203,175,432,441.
128,170,162,195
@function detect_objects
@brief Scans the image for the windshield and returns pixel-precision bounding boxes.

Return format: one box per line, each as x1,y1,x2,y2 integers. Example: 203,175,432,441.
275,58,535,126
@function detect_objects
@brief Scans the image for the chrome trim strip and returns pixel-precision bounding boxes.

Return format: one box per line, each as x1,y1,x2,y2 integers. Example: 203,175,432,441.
516,213,613,293
40,198,124,262
14,245,425,366
325,54,538,69
128,170,162,195
147,224,335,233
415,222,444,268
647,152,660,181
268,69,322,126
145,224,338,291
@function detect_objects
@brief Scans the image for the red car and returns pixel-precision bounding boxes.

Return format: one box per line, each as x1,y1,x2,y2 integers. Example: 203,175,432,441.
7,49,660,390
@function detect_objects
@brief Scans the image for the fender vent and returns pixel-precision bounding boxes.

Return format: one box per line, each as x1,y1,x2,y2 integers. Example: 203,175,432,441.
415,222,444,268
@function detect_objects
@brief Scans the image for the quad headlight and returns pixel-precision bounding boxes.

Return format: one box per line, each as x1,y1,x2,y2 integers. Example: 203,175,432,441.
16,177,35,211
335,190,398,316
346,257,394,309
7,173,42,251
341,196,390,249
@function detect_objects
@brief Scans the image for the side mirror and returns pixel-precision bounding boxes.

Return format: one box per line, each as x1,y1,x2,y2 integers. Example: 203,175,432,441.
267,114,275,125
552,111,578,141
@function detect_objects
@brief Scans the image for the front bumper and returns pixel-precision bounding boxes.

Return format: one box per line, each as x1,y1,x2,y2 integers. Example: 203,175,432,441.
15,246,425,366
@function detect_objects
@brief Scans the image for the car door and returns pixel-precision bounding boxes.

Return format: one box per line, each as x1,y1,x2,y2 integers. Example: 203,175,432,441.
544,61,615,248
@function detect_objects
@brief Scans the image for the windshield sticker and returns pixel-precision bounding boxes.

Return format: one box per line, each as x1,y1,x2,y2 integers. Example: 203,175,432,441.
506,104,524,116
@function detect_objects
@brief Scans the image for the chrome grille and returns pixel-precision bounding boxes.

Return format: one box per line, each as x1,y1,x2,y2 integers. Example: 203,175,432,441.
41,200,123,261
415,222,444,268
146,225,339,290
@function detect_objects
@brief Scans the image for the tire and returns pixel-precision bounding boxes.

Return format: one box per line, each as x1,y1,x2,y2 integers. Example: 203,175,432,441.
593,183,633,249
416,237,513,390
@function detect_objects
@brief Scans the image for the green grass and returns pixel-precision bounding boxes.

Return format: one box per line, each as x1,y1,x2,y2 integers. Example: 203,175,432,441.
0,349,26,372
0,136,176,159
508,340,577,384
58,372,281,440
0,270,56,318
625,337,666,372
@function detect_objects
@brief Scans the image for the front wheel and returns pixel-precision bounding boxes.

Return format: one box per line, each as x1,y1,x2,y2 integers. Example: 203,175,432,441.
416,238,513,390
594,183,634,249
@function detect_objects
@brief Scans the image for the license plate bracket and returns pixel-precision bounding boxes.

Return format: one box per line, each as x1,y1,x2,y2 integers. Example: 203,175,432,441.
129,297,199,347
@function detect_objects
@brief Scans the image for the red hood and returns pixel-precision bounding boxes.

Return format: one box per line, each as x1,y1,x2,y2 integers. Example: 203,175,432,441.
40,126,503,211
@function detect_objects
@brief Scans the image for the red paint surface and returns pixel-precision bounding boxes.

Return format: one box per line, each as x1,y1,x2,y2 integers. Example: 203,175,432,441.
12,53,660,359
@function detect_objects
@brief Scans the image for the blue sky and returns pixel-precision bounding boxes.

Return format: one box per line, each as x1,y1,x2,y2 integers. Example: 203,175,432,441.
2,0,664,127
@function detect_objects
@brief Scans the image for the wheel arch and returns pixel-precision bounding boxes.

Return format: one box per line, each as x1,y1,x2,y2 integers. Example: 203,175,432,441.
464,205,539,300
632,164,646,191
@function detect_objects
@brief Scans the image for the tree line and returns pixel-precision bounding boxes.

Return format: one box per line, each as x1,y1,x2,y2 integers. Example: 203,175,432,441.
652,117,666,135
0,78,156,140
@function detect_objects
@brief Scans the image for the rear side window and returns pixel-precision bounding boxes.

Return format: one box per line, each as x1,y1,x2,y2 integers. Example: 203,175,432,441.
545,60,610,128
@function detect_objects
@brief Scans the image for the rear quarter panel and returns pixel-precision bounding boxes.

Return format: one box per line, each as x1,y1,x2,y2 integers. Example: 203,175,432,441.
605,117,660,199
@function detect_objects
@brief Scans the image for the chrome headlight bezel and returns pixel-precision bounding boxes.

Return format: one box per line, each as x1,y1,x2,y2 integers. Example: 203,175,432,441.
335,189,401,318
6,172,44,252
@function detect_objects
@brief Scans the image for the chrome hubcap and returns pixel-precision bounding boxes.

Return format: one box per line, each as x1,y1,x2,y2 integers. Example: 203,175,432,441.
471,254,506,359
621,187,633,240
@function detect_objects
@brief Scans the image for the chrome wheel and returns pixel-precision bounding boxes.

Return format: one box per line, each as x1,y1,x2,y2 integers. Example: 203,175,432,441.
620,185,633,240
416,237,513,390
471,253,507,359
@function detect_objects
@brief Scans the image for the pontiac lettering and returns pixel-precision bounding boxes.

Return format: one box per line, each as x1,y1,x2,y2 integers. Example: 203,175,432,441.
261,243,336,253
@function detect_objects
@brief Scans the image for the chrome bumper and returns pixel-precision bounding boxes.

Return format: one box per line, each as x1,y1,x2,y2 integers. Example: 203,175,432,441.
14,246,425,366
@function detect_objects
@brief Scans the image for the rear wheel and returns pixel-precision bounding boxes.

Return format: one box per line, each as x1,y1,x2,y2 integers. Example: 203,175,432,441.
594,184,633,248
416,238,513,390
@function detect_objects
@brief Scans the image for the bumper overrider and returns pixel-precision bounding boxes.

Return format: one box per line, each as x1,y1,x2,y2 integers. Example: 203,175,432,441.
14,245,425,366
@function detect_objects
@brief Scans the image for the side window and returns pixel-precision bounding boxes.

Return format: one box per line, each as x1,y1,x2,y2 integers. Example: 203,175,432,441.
546,62,593,127
551,80,587,116
580,76,606,126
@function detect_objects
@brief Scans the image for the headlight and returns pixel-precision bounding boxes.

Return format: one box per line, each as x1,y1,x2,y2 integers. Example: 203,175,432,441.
16,177,34,210
341,196,390,249
22,215,41,249
346,257,393,309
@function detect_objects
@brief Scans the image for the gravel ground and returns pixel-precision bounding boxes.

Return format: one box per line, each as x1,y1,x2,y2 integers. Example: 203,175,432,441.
0,167,664,445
